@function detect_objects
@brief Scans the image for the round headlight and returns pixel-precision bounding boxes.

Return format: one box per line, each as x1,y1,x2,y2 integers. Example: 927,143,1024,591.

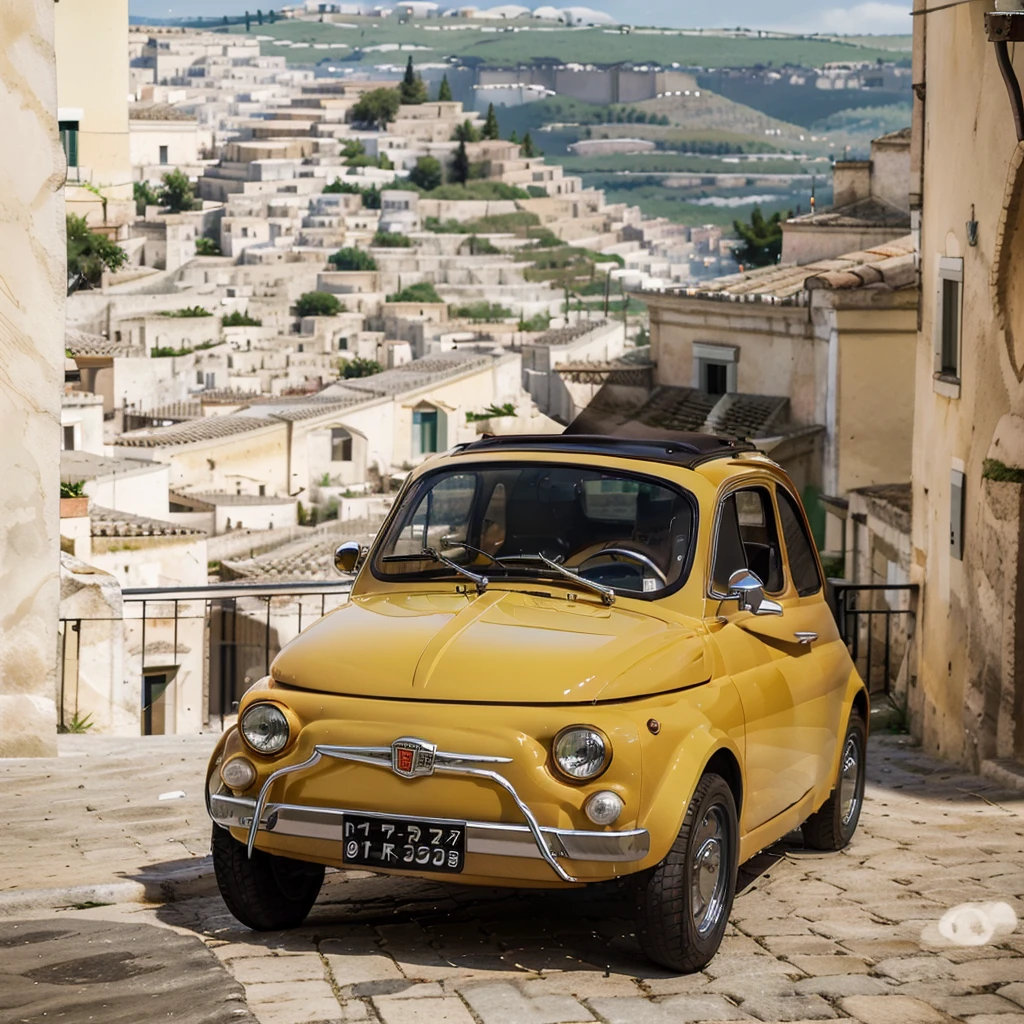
221,756,257,790
585,790,624,826
240,703,290,754
553,726,611,782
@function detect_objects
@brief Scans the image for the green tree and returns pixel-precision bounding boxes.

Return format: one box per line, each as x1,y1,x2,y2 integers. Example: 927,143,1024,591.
342,138,366,162
408,155,443,191
377,152,394,171
350,88,400,128
399,56,428,105
437,74,453,102
256,7,263,23
195,236,221,256
244,9,250,30
451,140,470,185
732,206,787,268
66,214,127,290
328,247,378,271
158,169,195,213
343,356,384,378
452,119,479,143
520,131,536,158
372,230,413,248
481,103,500,140
269,8,276,21
133,180,160,215
508,130,519,145
295,291,343,317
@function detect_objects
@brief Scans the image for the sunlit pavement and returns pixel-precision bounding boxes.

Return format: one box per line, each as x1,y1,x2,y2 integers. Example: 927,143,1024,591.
5,733,1024,1023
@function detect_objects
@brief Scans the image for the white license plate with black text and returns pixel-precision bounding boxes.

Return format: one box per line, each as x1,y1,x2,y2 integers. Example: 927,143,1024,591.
342,813,466,873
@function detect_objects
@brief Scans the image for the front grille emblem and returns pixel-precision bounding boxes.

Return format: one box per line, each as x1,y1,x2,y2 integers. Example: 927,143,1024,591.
391,737,437,778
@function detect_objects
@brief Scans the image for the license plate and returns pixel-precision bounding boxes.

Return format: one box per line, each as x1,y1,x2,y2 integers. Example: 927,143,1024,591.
342,813,466,873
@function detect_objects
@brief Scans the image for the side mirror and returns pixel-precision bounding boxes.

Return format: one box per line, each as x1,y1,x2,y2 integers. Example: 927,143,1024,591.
334,541,363,576
726,569,783,615
727,568,766,613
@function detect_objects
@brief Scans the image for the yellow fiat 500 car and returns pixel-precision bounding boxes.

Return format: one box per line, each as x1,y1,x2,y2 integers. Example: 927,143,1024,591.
207,433,867,971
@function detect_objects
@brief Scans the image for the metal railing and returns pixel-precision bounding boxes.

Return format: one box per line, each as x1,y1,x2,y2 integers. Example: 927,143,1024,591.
59,579,352,734
830,581,918,696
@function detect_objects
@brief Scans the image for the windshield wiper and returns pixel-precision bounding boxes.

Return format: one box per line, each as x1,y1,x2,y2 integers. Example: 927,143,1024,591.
381,547,489,593
439,535,499,566
498,552,616,606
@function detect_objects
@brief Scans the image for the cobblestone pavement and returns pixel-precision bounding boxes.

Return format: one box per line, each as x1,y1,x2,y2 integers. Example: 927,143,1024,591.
8,734,1024,1023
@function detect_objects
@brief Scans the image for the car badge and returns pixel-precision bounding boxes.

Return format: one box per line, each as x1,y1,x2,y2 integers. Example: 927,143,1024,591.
391,737,437,779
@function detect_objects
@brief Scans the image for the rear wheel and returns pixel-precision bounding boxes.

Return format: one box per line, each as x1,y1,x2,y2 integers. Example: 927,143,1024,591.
633,773,738,972
212,825,324,931
801,711,866,851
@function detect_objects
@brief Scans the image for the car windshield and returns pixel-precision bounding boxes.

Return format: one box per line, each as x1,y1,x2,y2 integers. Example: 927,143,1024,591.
373,463,696,597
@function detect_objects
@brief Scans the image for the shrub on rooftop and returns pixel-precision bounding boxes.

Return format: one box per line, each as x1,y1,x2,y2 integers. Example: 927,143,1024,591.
158,169,196,213
371,230,413,248
221,310,262,327
387,282,442,304
160,305,212,317
328,247,378,272
408,156,443,191
295,291,343,317
342,356,384,379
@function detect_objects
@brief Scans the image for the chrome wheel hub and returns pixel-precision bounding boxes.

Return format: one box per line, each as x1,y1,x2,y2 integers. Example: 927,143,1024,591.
840,734,861,828
690,805,727,937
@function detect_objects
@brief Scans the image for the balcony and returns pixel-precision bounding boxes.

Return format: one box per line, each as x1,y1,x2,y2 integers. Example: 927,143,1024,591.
58,579,352,736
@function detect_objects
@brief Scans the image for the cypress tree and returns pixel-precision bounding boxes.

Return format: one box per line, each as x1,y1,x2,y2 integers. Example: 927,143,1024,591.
482,103,500,140
437,74,453,102
452,140,470,184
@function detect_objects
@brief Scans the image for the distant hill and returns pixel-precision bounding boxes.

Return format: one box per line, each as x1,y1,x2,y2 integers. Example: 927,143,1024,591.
206,17,909,68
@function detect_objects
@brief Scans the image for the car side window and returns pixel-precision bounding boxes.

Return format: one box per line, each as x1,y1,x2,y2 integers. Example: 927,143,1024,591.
711,487,784,596
777,488,822,597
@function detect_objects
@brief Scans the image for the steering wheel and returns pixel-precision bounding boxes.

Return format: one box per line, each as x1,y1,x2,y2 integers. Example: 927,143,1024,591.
577,546,668,586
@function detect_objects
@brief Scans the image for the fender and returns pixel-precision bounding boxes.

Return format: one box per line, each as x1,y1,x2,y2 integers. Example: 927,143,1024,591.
624,678,746,870
816,668,870,812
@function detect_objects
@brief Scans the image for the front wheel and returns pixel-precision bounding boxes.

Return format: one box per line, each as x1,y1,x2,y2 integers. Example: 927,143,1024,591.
633,773,738,972
801,711,866,851
212,825,325,931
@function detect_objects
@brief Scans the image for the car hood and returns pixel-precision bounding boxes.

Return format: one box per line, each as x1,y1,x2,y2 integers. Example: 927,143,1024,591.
271,589,709,704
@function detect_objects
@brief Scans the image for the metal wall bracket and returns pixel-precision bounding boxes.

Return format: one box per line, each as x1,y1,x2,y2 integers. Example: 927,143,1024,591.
986,12,1024,141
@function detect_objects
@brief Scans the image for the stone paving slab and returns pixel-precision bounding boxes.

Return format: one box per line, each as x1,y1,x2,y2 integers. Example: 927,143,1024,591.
9,734,1024,1023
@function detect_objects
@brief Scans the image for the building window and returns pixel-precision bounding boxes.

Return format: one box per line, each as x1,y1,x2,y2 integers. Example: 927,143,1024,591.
338,337,348,351
693,342,737,396
258,484,266,497
205,372,215,388
196,371,204,385
58,121,79,168
159,145,169,165
934,256,963,390
63,425,76,451
331,427,352,462
413,408,439,457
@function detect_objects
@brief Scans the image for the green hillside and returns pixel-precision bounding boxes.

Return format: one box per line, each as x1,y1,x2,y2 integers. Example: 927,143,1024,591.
218,18,905,68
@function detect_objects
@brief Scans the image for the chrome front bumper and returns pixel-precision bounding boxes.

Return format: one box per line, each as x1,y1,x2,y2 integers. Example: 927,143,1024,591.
210,738,650,883
210,793,650,879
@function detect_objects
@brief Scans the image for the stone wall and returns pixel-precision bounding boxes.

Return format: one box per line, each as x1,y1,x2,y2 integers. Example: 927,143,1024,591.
0,0,65,756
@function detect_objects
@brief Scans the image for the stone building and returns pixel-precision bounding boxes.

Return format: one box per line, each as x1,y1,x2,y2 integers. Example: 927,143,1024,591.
906,2,1024,770
0,1,65,756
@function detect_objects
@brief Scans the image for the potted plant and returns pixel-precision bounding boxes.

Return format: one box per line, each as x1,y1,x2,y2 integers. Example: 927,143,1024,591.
59,480,88,518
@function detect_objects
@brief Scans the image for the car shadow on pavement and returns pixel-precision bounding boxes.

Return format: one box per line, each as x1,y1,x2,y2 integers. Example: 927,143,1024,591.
145,833,799,982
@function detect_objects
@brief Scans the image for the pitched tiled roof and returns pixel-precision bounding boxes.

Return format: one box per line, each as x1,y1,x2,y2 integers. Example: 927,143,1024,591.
65,328,140,357
787,197,911,231
668,237,916,305
90,506,206,538
568,384,793,441
115,416,281,448
340,352,496,398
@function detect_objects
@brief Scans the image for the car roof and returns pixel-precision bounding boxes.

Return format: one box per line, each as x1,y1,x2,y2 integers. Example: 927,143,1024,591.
448,433,763,471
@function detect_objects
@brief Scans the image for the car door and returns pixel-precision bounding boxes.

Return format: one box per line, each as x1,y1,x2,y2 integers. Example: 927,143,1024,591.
746,485,849,796
704,483,808,831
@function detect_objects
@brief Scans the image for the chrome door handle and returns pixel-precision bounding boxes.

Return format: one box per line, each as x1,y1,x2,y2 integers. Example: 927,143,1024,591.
794,632,818,645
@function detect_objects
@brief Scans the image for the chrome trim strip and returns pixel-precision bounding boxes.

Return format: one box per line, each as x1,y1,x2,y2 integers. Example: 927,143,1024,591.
212,794,650,864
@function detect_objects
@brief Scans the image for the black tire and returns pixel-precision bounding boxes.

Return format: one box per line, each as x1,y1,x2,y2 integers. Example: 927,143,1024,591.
212,825,325,931
634,773,738,972
802,712,867,851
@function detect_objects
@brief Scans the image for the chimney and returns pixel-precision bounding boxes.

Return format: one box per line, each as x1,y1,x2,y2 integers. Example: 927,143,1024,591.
831,160,872,207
